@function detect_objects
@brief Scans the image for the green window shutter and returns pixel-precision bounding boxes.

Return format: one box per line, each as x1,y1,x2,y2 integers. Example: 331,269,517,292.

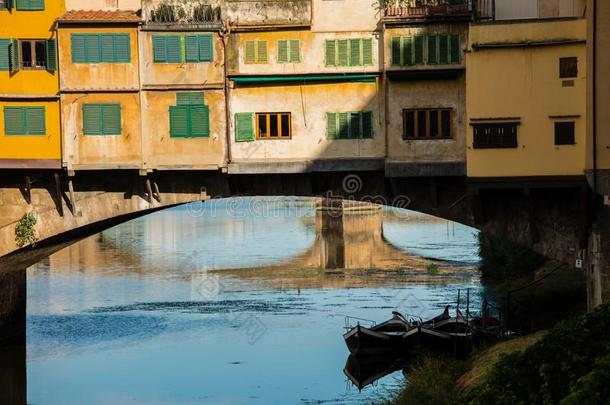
244,41,255,64
338,112,349,139
289,40,300,63
177,92,204,105
100,34,114,62
169,105,189,138
391,37,401,66
85,34,101,63
4,107,25,135
349,38,361,67
362,38,373,66
101,104,121,135
152,35,167,62
414,35,424,65
71,34,86,63
277,40,288,63
199,35,213,62
16,0,44,10
257,40,267,63
82,104,102,135
9,39,19,72
438,34,449,64
404,36,414,66
326,112,337,139
189,105,210,137
166,35,182,63
114,34,130,63
362,111,373,139
0,39,9,71
25,107,45,135
235,112,254,142
337,39,348,66
450,33,460,63
325,40,336,67
6,0,14,9
350,112,361,138
45,39,56,71
185,35,199,62
427,34,438,64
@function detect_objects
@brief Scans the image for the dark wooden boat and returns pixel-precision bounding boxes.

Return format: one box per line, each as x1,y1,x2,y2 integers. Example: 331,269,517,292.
343,311,411,355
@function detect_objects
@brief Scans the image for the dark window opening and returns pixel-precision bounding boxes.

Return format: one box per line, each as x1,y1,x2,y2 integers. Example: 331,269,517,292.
0,1,7,10
472,123,518,149
256,113,291,139
555,121,575,145
20,39,46,69
559,57,578,79
403,108,452,139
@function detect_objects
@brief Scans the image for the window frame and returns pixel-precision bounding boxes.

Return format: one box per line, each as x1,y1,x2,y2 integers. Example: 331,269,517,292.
3,106,46,136
82,103,122,136
402,108,452,140
559,57,578,79
554,121,576,145
325,38,373,67
255,112,291,140
71,33,131,64
244,40,268,64
18,38,46,70
472,122,519,149
0,0,7,10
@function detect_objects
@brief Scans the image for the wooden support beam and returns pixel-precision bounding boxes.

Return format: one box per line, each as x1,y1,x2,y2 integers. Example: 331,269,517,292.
429,177,439,209
24,176,32,205
67,177,76,215
53,173,64,217
145,177,153,204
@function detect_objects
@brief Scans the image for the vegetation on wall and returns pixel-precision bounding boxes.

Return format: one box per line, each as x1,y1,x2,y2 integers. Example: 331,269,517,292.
14,212,38,248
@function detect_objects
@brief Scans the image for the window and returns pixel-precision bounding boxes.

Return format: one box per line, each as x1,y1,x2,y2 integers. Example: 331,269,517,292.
277,40,300,64
82,104,122,135
169,92,210,138
0,1,7,10
391,33,460,66
325,38,373,67
71,34,130,63
326,112,373,139
255,113,291,139
244,40,268,64
0,38,55,71
472,123,518,149
153,35,182,63
185,35,213,62
403,108,451,139
16,0,44,10
559,57,578,78
20,39,45,69
3,106,45,135
555,121,575,145
235,113,255,142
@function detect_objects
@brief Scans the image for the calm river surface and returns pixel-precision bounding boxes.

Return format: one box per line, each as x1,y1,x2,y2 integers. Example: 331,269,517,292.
26,198,480,404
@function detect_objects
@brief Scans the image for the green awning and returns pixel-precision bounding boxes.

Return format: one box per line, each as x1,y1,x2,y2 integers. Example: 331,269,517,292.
231,74,378,85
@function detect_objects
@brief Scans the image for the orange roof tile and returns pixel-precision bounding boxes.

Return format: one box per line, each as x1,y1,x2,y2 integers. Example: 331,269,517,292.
57,10,141,24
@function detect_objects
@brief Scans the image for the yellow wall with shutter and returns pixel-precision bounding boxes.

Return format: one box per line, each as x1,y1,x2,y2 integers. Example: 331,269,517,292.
466,18,587,178
0,0,65,166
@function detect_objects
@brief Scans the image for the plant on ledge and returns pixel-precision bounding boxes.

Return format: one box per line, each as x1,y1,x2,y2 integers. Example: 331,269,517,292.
15,212,38,248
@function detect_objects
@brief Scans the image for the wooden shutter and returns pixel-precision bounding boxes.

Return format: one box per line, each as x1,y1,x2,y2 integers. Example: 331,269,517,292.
170,106,189,137
82,104,102,135
199,35,213,62
17,0,44,10
404,36,413,66
362,38,372,66
24,107,45,135
391,37,401,66
427,34,438,64
338,112,349,138
289,40,300,63
85,34,100,63
350,112,361,138
152,35,167,62
45,39,56,71
349,38,361,67
189,105,210,137
3,107,25,135
114,34,130,62
9,39,18,72
177,92,204,105
438,34,449,64
71,34,86,63
244,41,255,64
450,33,460,63
257,40,267,63
100,34,114,62
101,104,121,135
165,35,182,63
185,35,199,62
362,111,373,139
235,112,254,142
414,35,424,65
337,39,348,66
277,40,288,63
325,40,336,67
326,113,337,139
0,39,9,71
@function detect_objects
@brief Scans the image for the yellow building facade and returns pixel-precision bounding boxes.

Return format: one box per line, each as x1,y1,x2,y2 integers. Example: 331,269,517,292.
0,0,65,168
466,18,587,179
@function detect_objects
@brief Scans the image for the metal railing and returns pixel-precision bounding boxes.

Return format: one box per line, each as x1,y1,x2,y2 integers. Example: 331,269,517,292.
384,0,472,19
144,1,222,25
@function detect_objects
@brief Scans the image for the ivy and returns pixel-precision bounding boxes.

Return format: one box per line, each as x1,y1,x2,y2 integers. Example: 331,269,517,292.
15,212,38,248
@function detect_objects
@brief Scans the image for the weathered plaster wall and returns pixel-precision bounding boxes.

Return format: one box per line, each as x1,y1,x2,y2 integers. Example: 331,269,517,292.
494,0,584,20
229,81,384,161
61,92,142,169
139,31,224,86
58,27,140,91
311,0,380,32
65,0,142,11
226,0,311,27
141,90,227,169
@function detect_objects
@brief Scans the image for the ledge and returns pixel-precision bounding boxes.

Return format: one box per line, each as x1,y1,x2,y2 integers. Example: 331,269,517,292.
385,161,465,178
0,159,62,169
228,158,384,174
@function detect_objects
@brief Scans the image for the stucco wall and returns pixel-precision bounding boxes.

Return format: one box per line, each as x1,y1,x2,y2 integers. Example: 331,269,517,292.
226,0,311,27
467,19,587,178
61,92,142,169
229,81,384,161
311,0,380,33
58,26,140,91
141,90,226,169
65,0,141,11
139,31,224,86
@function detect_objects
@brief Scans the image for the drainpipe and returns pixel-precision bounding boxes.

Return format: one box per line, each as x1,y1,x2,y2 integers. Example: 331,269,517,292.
382,20,389,164
592,0,598,194
220,24,232,166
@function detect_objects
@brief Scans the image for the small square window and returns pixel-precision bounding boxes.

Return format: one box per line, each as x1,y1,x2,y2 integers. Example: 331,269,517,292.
559,57,578,79
555,121,575,145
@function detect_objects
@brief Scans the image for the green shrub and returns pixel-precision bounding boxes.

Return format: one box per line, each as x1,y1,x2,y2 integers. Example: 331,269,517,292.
478,232,545,282
15,212,38,248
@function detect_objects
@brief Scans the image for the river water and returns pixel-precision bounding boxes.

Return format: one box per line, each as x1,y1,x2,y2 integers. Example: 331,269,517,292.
25,198,480,404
